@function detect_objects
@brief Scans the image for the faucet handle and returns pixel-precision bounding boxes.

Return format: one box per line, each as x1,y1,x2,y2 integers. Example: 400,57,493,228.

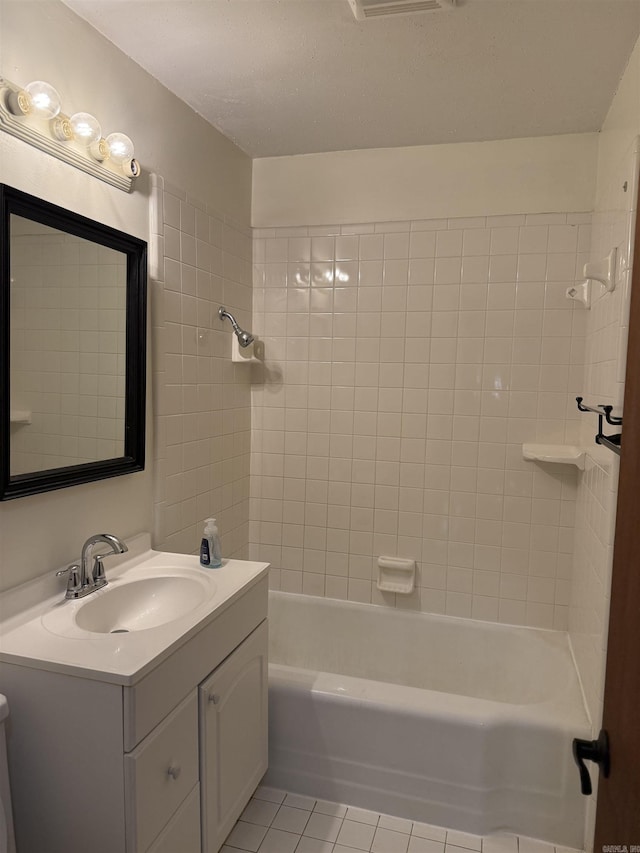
92,555,108,589
56,564,82,597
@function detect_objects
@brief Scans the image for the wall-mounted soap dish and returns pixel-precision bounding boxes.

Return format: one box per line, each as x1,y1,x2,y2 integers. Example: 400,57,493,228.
377,556,416,594
583,248,617,292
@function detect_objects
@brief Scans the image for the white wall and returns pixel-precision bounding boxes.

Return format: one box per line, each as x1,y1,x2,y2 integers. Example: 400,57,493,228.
569,34,640,848
151,177,253,562
250,132,597,629
0,0,251,225
252,134,598,227
250,212,588,627
0,0,252,592
595,36,640,214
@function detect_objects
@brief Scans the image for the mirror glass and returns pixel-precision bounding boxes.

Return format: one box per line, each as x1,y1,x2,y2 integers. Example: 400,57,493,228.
1,184,147,500
10,216,127,474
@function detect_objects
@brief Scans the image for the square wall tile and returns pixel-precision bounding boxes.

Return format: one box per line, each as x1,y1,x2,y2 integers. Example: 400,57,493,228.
249,213,588,628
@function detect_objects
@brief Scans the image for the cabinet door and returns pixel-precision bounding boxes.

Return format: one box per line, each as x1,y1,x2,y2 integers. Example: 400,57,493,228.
146,784,201,853
199,620,268,853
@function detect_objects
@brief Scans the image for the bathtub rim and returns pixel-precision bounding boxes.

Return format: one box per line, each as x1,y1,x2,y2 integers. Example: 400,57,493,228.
269,588,578,642
270,661,591,734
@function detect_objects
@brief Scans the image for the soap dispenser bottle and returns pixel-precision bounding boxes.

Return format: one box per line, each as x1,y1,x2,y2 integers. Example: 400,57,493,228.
200,517,222,568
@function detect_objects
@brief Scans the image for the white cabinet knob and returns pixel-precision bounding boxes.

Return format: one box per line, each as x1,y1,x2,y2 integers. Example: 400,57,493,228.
208,693,220,705
167,765,181,780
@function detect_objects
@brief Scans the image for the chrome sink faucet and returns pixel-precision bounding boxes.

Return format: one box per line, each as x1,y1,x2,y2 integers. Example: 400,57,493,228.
56,533,128,600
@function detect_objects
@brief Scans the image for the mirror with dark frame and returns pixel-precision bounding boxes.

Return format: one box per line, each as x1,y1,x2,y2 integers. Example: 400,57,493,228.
0,184,147,500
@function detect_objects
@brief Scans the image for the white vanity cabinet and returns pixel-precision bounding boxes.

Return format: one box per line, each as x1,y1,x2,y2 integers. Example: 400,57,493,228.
1,571,268,853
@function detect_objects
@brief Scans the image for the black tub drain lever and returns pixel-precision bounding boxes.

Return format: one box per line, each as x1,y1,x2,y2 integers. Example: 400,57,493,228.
572,729,610,795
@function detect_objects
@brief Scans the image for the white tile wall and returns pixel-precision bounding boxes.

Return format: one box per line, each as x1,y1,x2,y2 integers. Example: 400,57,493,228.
570,457,617,724
10,226,126,473
250,214,590,628
568,141,638,843
151,174,252,558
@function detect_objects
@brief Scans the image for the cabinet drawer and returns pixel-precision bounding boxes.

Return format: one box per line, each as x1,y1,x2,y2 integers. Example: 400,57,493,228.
125,692,198,853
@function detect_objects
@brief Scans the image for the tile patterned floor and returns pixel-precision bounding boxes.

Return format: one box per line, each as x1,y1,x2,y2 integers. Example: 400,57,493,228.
222,786,583,853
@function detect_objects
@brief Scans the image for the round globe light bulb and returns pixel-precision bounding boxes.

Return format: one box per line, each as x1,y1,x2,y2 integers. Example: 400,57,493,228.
24,81,61,119
106,132,134,163
70,112,101,145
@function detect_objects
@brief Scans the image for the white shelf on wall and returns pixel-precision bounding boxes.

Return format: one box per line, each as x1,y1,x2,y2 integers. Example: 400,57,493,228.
9,410,31,425
522,443,585,470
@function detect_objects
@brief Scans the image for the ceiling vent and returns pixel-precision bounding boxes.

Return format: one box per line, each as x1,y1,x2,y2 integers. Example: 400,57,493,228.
348,0,456,20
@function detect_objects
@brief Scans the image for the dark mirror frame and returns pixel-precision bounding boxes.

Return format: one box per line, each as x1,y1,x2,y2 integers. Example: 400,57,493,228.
0,184,147,500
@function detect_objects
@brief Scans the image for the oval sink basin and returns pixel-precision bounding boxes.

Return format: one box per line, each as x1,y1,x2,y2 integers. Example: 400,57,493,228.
74,576,212,634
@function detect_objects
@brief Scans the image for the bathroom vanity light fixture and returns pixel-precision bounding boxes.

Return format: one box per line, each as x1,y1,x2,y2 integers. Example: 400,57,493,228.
348,0,455,20
0,77,140,191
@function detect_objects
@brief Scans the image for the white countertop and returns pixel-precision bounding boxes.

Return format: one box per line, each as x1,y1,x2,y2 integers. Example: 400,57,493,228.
0,537,268,686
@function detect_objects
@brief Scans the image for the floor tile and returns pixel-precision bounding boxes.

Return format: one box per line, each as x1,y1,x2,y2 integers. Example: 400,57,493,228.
285,793,317,811
258,827,300,853
483,835,518,853
227,786,583,853
254,786,287,805
445,831,483,851
447,844,479,853
314,799,348,818
345,806,380,826
519,839,555,853
409,837,446,853
295,837,335,853
240,798,280,827
379,815,413,834
336,819,377,850
304,812,344,843
272,805,312,834
411,824,447,843
225,821,268,852
372,826,410,853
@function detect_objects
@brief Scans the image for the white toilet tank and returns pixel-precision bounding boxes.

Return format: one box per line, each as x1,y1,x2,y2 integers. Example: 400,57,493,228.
0,696,16,853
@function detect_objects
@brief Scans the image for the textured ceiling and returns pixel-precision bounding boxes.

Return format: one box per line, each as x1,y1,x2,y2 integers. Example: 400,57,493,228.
63,0,640,157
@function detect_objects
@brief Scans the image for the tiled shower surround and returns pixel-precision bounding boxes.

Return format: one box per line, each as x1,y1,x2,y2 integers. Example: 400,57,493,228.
250,214,591,629
570,142,637,732
151,175,252,559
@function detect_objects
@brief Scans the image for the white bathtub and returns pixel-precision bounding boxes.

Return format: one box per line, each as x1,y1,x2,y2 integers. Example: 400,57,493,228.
265,592,590,848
